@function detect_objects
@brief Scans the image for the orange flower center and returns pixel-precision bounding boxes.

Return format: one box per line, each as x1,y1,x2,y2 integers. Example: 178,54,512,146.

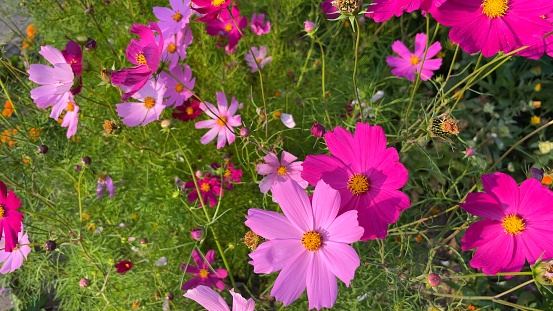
0,205,5,219
277,166,287,176
273,110,282,118
144,97,155,109
301,231,322,251
136,52,147,65
481,0,509,18
200,183,211,192
347,173,369,195
172,11,183,22
167,43,177,53
199,268,209,278
67,102,75,112
502,214,525,235
224,169,231,177
174,83,184,92
186,107,194,115
410,55,420,65
217,116,227,126
256,58,262,64
224,23,233,32
212,0,225,6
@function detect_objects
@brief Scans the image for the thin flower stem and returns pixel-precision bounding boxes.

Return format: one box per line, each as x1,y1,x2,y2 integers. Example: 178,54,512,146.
422,291,542,311
493,279,534,299
315,37,326,99
77,166,85,224
352,18,363,122
296,38,315,88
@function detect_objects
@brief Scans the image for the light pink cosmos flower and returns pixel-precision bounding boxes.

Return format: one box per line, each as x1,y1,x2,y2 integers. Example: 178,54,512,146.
60,96,80,138
245,46,272,73
153,0,191,37
116,78,166,127
429,0,553,57
257,151,308,194
181,250,228,290
386,33,442,82
246,180,364,309
160,64,195,107
161,26,193,68
195,92,242,149
184,286,255,311
460,172,553,276
250,13,270,35
0,230,31,274
0,181,23,253
302,122,410,241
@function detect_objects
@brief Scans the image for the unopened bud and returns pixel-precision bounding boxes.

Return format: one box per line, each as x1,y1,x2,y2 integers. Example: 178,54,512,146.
240,127,250,138
190,228,204,241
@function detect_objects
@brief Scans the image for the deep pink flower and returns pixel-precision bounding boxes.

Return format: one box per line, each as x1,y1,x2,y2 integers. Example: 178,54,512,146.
153,0,191,37
321,0,340,19
195,92,242,149
211,162,242,190
115,260,133,274
96,174,115,199
0,230,31,274
257,151,308,194
311,122,326,138
246,180,364,309
172,97,202,121
160,64,195,107
429,0,553,57
181,250,228,290
184,286,255,311
245,46,272,73
0,181,23,253
111,22,164,101
386,33,442,82
250,13,270,35
302,122,410,241
365,0,442,22
61,40,83,95
161,26,193,67
116,78,166,127
184,175,223,208
205,6,247,54
191,0,232,22
460,172,553,276
518,15,553,60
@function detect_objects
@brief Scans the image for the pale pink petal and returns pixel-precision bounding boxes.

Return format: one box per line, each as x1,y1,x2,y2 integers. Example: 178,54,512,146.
280,113,295,128
306,252,337,310
216,92,228,115
195,119,218,129
248,239,305,274
280,151,298,167
245,208,302,240
216,128,227,148
391,40,412,59
326,210,363,244
270,251,309,306
200,127,220,145
258,173,277,194
39,45,67,64
230,288,255,311
319,242,360,285
271,180,313,232
184,286,230,311
256,164,275,176
311,180,341,230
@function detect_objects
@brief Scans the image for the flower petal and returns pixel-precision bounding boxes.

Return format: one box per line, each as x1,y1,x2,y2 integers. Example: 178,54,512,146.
184,286,230,311
245,208,302,240
271,251,309,306
306,252,338,310
271,180,313,232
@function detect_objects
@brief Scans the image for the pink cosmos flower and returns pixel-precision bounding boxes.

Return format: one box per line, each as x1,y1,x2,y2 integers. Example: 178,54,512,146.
205,6,247,54
195,92,242,149
172,97,202,121
116,78,166,127
460,172,553,276
96,174,115,199
429,0,553,57
61,40,83,95
257,151,308,194
191,0,232,23
386,33,442,82
246,180,364,309
181,249,228,290
0,181,23,253
250,13,270,35
161,27,193,68
211,163,242,190
321,0,340,19
245,46,272,73
111,22,164,101
28,45,74,111
60,97,80,138
0,230,31,274
302,122,410,241
184,286,255,311
518,15,553,60
160,64,195,107
365,0,442,22
184,174,223,208
153,0,191,37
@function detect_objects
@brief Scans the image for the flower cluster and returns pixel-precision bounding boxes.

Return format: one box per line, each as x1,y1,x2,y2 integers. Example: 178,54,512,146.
0,180,25,270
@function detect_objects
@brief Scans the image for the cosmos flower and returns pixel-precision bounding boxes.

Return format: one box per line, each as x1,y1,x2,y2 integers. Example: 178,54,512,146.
0,230,31,274
386,33,442,81
460,172,553,276
195,92,242,149
0,181,23,252
115,260,133,274
191,0,232,23
181,250,228,290
153,0,191,37
96,174,115,199
365,0,441,22
257,151,308,194
184,286,255,311
160,27,194,67
250,13,270,35
160,64,195,107
245,46,272,73
246,180,364,309
116,78,166,127
302,122,410,240
184,174,223,208
205,6,247,54
172,97,202,121
321,0,340,19
60,96,80,138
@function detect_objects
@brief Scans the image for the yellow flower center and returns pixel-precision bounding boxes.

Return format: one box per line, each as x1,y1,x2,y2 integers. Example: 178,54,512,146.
277,166,287,176
174,83,184,93
67,102,75,112
256,58,262,64
347,173,369,195
410,55,420,65
481,0,509,18
224,169,231,177
212,0,225,6
301,230,322,251
199,268,209,278
125,263,131,268
273,110,282,118
0,205,5,219
167,43,177,53
502,214,525,235
186,107,194,115
224,24,233,32
144,97,155,109
172,11,183,22
136,52,147,65
200,183,211,192
217,116,227,126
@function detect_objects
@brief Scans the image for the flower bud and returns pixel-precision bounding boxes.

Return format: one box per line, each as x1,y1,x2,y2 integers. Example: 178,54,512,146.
84,38,97,51
304,21,316,34
166,293,174,301
465,148,475,157
38,144,48,154
140,238,148,244
44,240,57,252
427,273,441,287
240,127,250,138
190,228,204,241
79,278,90,287
161,119,171,129
311,122,326,138
82,156,92,165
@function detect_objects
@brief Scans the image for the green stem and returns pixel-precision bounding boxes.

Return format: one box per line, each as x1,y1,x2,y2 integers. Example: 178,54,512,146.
352,18,363,122
296,38,314,88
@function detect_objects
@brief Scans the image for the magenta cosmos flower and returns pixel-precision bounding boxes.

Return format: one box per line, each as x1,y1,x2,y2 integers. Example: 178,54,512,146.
0,230,31,274
205,6,247,54
172,97,202,121
184,286,255,311
116,78,166,127
61,40,83,95
184,174,223,208
246,180,364,309
429,0,553,57
460,172,553,276
160,64,195,107
245,46,272,73
250,13,270,35
111,22,164,101
0,181,23,253
257,151,308,194
386,33,442,82
181,249,228,290
153,0,191,37
195,92,242,149
321,0,340,19
302,122,410,241
365,0,441,22
191,0,232,22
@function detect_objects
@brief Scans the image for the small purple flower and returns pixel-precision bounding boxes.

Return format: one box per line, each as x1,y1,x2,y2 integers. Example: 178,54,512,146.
96,174,115,198
181,250,228,290
160,64,195,107
161,26,193,68
256,151,308,194
245,46,272,73
250,13,270,35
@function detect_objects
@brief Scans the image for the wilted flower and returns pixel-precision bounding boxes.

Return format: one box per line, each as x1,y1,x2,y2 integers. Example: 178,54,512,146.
96,174,115,198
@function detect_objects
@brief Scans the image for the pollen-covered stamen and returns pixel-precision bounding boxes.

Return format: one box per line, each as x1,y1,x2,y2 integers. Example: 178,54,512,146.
0,204,5,219
167,43,177,54
273,110,282,118
144,97,155,109
174,83,184,93
67,102,75,112
410,55,420,65
256,58,262,64
301,230,322,251
347,173,369,195
172,11,183,22
224,24,233,32
481,0,509,18
186,107,194,115
217,116,227,126
199,269,209,278
211,0,225,6
136,52,147,65
277,166,287,176
200,183,211,192
224,169,231,177
502,214,525,235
